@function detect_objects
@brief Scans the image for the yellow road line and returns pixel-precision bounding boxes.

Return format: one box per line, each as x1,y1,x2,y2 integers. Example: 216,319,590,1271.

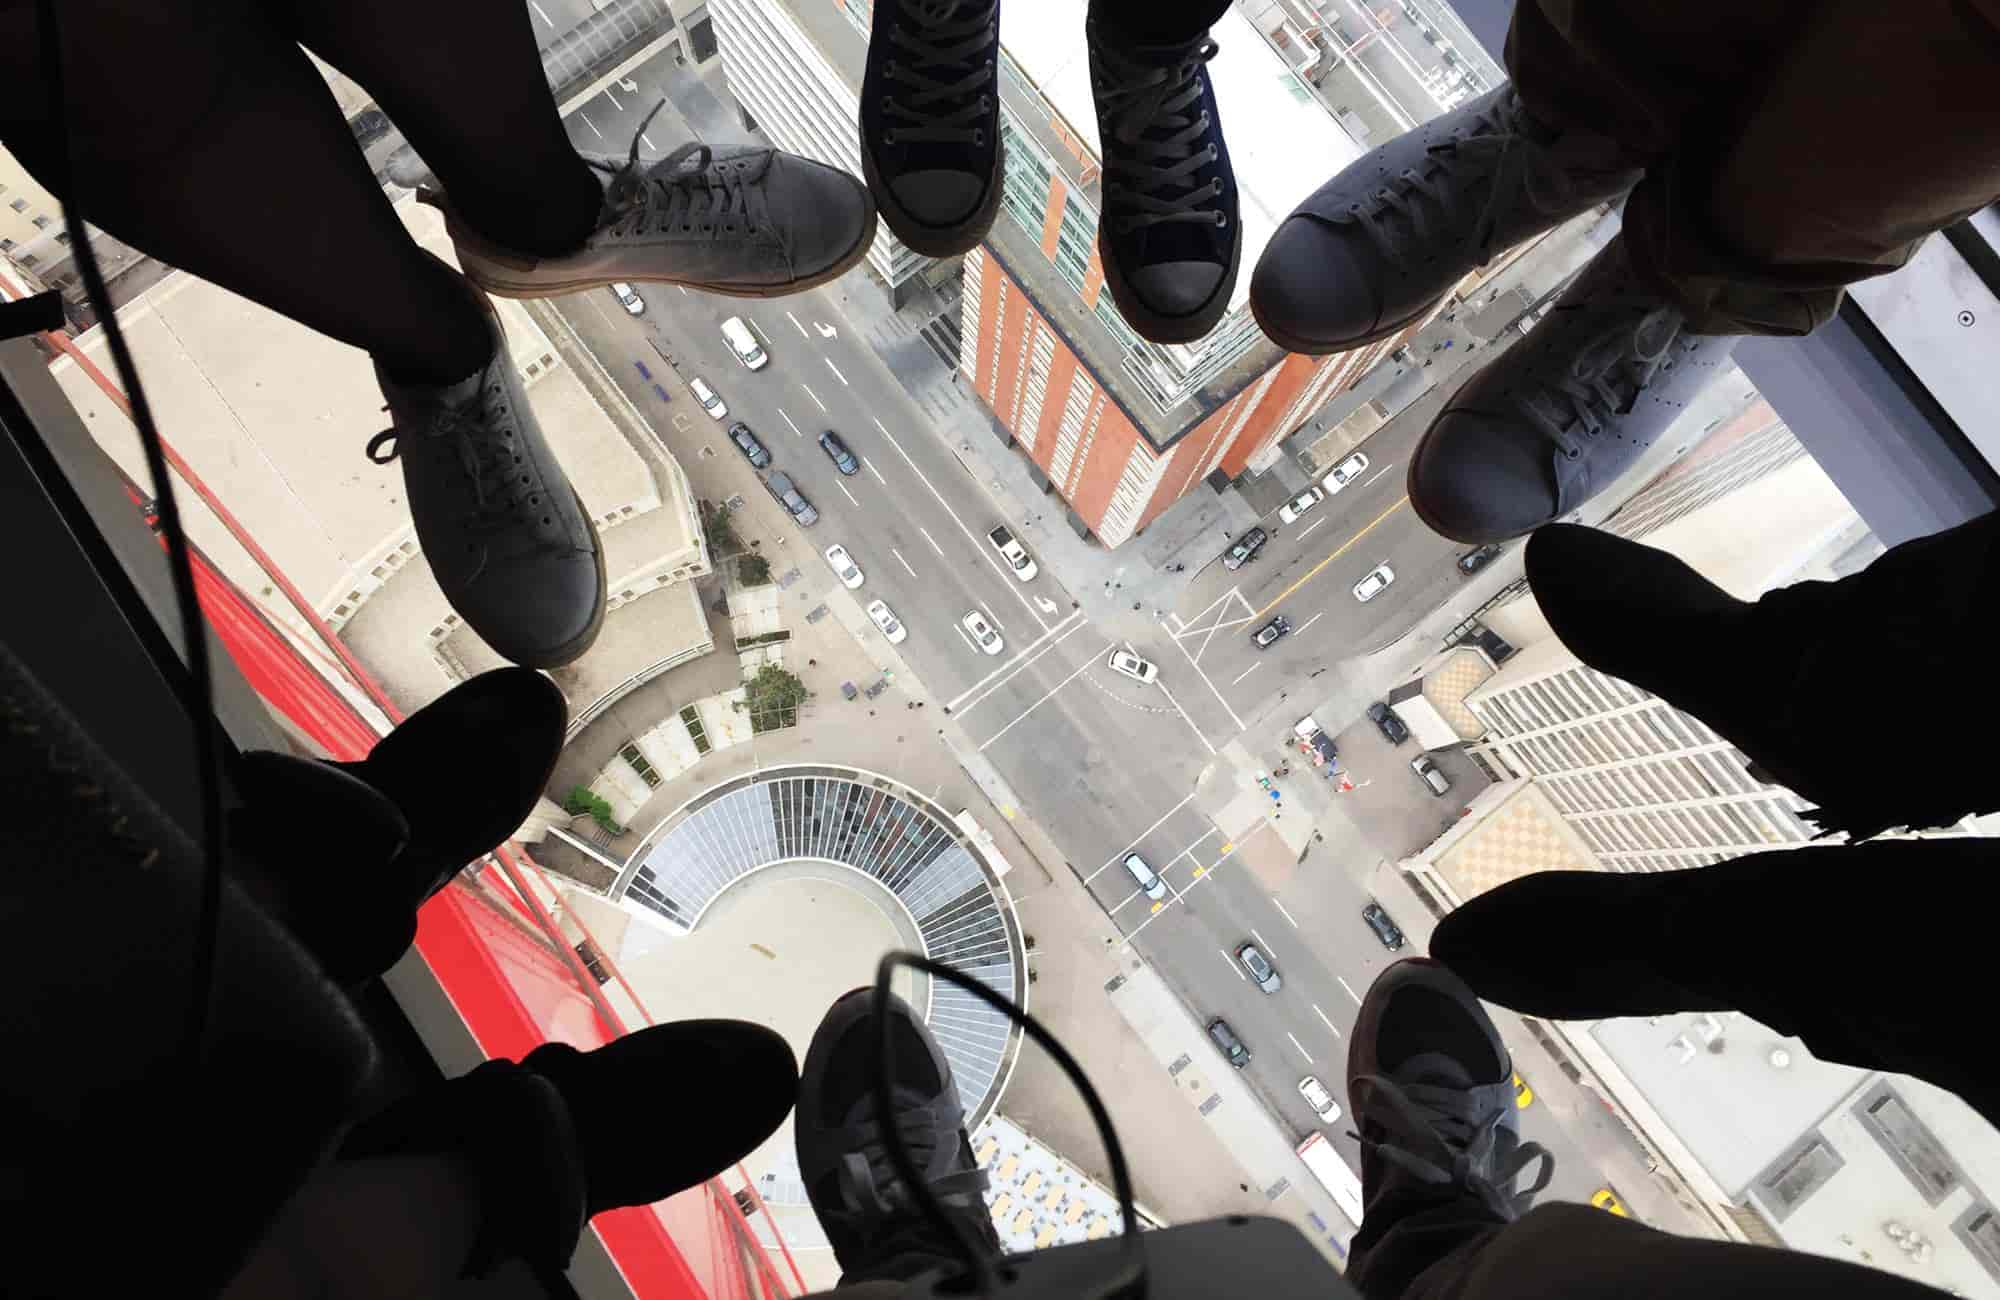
1254,495,1410,621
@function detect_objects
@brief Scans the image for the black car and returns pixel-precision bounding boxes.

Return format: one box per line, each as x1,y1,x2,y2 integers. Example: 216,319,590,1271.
1367,701,1409,745
1457,543,1502,576
765,470,818,526
1251,614,1291,649
1222,526,1268,572
727,421,770,469
1361,902,1406,951
819,429,859,475
1206,1017,1251,1068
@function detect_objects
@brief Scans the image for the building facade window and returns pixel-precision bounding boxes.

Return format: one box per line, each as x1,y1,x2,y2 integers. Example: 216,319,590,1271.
1855,1082,1964,1206
998,117,1052,242
1052,199,1094,294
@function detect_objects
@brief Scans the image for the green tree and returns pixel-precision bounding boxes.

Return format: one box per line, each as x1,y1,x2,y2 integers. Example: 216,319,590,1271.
737,552,773,586
561,784,625,836
700,498,743,556
742,663,808,733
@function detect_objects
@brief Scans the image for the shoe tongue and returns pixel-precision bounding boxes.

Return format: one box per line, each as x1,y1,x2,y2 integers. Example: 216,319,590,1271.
1394,1050,1483,1092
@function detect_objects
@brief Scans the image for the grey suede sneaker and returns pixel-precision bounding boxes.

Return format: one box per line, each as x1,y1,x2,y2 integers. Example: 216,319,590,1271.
369,282,604,668
1407,234,1739,544
1250,85,1641,354
429,104,878,300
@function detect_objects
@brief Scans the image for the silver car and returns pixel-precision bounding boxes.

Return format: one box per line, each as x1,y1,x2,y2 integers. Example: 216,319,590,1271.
1236,942,1281,993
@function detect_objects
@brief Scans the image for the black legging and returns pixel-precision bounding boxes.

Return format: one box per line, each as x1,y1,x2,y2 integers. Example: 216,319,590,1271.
0,0,602,385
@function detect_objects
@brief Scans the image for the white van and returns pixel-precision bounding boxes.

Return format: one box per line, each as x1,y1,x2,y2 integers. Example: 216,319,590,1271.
688,377,728,421
721,316,768,370
608,282,645,316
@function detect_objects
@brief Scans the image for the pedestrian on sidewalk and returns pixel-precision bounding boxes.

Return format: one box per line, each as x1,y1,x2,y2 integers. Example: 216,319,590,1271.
8,0,874,669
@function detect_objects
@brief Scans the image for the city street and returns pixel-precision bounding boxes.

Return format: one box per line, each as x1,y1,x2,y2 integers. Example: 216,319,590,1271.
546,49,1695,1234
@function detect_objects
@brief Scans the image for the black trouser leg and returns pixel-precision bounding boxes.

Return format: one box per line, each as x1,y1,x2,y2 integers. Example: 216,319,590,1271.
1087,0,1233,45
0,0,491,385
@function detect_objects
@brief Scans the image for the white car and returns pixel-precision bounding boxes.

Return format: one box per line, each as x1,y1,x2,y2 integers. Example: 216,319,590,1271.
987,525,1038,581
1107,649,1159,684
609,282,645,315
1278,485,1325,524
1322,451,1370,494
961,609,1004,656
823,544,864,590
689,376,727,421
1352,563,1395,603
866,598,907,644
1298,1075,1342,1123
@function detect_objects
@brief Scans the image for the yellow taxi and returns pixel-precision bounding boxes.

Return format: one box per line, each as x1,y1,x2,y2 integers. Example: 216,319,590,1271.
1592,1188,1630,1217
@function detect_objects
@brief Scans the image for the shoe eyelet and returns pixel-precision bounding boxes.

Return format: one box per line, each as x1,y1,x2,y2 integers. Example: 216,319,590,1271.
1210,178,1223,195
884,128,898,146
979,95,991,111
1212,212,1228,228
974,129,986,146
1564,447,1580,460
1207,145,1218,162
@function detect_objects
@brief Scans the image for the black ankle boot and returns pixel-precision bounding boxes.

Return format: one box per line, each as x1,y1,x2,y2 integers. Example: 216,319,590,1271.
1527,515,2000,838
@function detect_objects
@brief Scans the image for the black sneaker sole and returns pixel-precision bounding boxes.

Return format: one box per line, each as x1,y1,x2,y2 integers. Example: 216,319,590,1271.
862,138,1005,260
1097,216,1242,345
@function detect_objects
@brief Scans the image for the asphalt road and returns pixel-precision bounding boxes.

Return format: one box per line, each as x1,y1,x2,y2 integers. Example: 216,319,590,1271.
552,56,1683,1230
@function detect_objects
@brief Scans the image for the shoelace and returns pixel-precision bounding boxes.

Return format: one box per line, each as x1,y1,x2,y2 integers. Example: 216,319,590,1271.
592,102,761,241
880,0,998,147
367,381,533,537
1337,89,1580,270
832,1088,987,1223
1512,295,1684,459
1093,35,1227,233
1352,1072,1552,1220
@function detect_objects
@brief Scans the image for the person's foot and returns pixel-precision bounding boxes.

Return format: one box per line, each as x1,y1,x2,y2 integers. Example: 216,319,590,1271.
429,105,877,300
1348,960,1550,1235
797,990,998,1283
861,0,1003,257
1087,20,1238,343
370,278,604,668
1527,517,2000,837
1406,234,1739,544
1250,85,1641,355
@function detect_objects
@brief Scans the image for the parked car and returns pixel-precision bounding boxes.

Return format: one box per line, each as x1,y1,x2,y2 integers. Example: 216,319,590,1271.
689,376,727,421
1366,701,1409,745
987,525,1038,580
1352,563,1396,602
866,598,907,644
1107,649,1159,684
1411,753,1452,796
1206,1017,1251,1069
823,543,864,589
1361,901,1406,951
1236,942,1282,993
1591,1188,1629,1218
961,609,1004,656
1512,1071,1534,1109
1222,526,1268,571
819,429,859,475
1322,451,1370,494
1298,1075,1342,1123
1457,543,1502,576
1278,485,1325,524
765,470,817,526
1123,852,1167,902
609,282,645,315
726,421,770,469
1251,614,1292,649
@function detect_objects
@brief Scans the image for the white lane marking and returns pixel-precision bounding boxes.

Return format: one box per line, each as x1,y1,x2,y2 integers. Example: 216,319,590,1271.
1338,976,1361,1005
1152,673,1218,757
1168,828,1221,867
587,297,615,330
1313,1004,1342,1038
676,285,689,296
787,310,810,338
1223,949,1248,982
1169,632,1246,733
1287,1032,1315,1066
837,480,860,507
1361,462,1397,490
531,0,553,23
1272,897,1299,929
1298,610,1326,635
1251,928,1272,956
1230,662,1262,685
945,612,1090,717
892,548,917,577
642,133,656,151
825,358,849,385
803,384,827,413
1297,517,1327,543
919,527,946,557
867,461,887,486
1108,886,1145,914
872,420,1051,632
779,409,802,437
954,623,979,653
1083,791,1199,883
604,87,624,111
579,112,604,140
